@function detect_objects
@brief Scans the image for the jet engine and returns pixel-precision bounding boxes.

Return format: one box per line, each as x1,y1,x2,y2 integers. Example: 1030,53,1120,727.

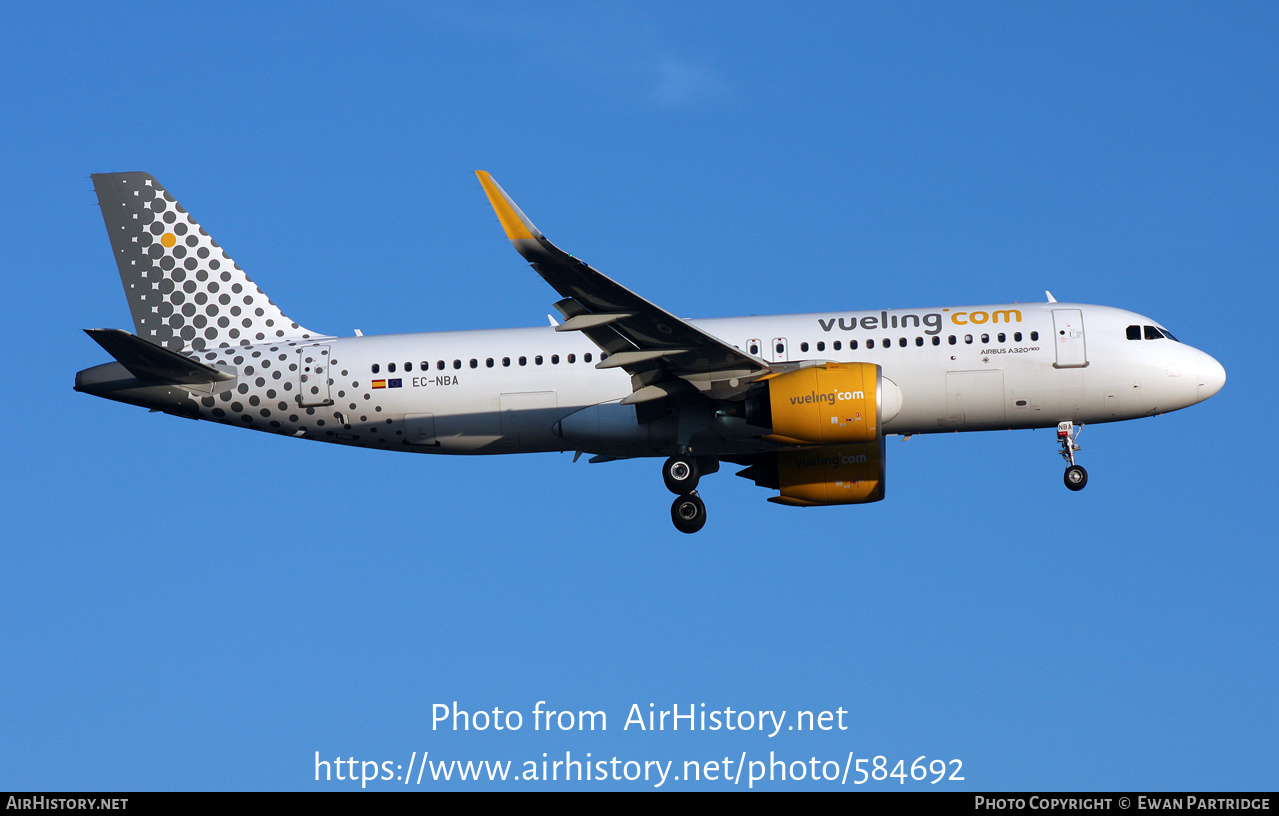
736,362,897,505
745,362,900,445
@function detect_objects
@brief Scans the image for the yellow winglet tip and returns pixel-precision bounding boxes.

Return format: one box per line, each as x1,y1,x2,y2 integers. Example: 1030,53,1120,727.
475,171,536,241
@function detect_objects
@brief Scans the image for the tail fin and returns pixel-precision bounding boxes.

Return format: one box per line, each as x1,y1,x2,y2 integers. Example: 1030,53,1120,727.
92,172,319,351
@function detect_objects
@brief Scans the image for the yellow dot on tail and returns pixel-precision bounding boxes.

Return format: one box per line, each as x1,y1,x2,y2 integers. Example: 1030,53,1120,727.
160,233,176,248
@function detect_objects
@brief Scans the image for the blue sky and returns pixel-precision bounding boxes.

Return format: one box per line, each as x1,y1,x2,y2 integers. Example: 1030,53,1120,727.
1,2,1275,791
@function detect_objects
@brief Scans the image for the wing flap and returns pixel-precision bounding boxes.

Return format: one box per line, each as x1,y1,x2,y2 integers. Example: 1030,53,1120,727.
554,312,634,332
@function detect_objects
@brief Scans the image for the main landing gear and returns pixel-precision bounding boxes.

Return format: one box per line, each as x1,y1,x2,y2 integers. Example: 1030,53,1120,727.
663,454,717,533
670,492,707,534
1057,421,1087,491
663,455,701,494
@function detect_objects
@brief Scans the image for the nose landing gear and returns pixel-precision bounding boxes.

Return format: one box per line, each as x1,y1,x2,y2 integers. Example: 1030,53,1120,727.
1057,421,1087,491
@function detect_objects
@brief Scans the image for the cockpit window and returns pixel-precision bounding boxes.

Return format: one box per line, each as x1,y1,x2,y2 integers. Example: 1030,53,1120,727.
1128,324,1179,342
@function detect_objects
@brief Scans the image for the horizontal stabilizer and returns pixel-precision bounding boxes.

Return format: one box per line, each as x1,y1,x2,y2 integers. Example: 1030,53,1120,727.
84,329,235,384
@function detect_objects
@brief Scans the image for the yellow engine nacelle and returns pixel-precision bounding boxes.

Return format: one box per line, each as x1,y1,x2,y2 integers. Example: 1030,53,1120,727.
772,440,886,506
735,362,895,506
760,362,883,445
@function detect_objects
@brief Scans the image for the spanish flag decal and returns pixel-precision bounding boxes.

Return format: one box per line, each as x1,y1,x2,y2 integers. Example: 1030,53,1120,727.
372,380,386,389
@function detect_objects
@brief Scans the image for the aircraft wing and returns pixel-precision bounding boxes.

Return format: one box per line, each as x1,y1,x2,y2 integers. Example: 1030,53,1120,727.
477,172,770,402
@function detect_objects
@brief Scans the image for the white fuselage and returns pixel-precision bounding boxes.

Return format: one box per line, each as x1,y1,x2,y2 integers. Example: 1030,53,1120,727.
170,301,1223,457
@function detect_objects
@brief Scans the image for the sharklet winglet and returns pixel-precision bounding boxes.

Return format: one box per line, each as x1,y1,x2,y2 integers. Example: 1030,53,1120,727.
476,171,543,242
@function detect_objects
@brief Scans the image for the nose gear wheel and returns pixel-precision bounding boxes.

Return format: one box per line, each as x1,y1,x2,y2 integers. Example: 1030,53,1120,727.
1064,465,1088,491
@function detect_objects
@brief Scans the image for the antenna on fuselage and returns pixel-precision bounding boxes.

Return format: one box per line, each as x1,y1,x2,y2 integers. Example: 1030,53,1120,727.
1045,291,1057,303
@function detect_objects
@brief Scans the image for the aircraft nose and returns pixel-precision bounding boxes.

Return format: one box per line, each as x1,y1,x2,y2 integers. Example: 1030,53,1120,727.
1197,351,1226,401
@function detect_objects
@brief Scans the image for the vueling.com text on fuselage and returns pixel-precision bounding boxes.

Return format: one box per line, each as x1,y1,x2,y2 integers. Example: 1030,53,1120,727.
816,309,1023,336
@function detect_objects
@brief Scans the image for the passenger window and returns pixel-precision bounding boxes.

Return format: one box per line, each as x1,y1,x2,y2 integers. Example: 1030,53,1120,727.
1127,325,1141,340
453,360,461,369
899,338,907,347
948,335,957,345
551,354,559,364
800,342,809,352
405,362,413,371
535,355,543,365
867,339,875,349
389,363,396,373
965,335,973,344
997,333,1005,343
849,340,858,350
833,341,842,351
503,357,511,367
1014,333,1022,342
915,337,924,346
816,341,825,352
486,358,494,368
372,363,380,374
585,353,593,363
470,359,478,368
519,356,527,366
932,336,940,346
437,360,445,370
981,333,990,343
568,354,576,363
1030,332,1039,341
775,343,784,354
749,343,759,355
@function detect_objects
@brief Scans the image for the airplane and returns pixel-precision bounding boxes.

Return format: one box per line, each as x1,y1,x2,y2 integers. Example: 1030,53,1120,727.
76,172,1226,533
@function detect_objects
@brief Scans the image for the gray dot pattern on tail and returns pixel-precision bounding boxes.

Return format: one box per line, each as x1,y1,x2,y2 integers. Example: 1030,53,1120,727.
92,172,316,352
